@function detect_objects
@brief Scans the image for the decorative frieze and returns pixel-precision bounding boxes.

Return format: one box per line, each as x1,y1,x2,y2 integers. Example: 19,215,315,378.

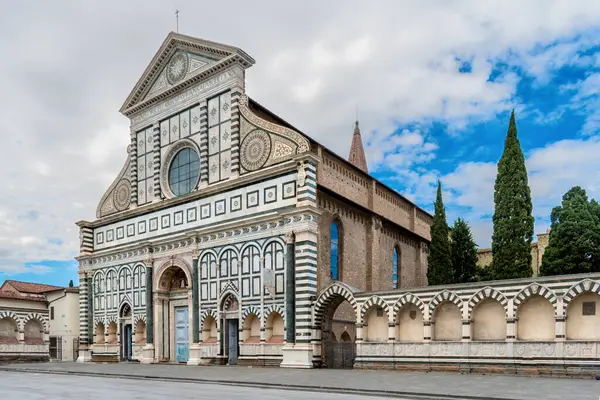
93,173,297,251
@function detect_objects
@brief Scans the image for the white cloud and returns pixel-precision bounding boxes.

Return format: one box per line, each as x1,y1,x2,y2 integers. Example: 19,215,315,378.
1,1,600,274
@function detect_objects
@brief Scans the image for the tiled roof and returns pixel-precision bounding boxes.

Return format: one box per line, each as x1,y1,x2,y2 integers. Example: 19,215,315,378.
0,290,47,302
0,280,64,294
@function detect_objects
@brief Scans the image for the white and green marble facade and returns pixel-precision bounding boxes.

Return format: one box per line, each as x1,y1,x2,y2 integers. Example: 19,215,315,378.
77,33,318,366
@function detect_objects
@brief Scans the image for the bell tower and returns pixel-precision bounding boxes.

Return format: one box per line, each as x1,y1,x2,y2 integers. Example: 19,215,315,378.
348,120,368,174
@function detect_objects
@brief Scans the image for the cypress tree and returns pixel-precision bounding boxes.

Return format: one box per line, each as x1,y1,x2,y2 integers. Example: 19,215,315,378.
68,279,74,288
451,218,478,283
540,186,600,276
491,111,534,279
427,180,453,285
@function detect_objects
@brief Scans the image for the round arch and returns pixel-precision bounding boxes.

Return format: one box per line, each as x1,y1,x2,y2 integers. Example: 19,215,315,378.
217,245,241,260
219,290,240,313
154,258,193,291
199,309,218,328
261,237,286,253
429,290,462,319
393,293,426,321
359,296,390,322
313,281,358,330
468,287,508,319
264,304,285,324
562,279,600,314
23,312,49,332
241,306,262,325
0,311,22,331
513,283,557,316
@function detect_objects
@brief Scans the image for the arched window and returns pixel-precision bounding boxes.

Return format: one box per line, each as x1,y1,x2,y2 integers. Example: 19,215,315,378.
393,247,399,289
330,221,340,280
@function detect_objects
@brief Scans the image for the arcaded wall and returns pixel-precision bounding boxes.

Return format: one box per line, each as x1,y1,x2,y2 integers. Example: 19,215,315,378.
516,295,555,340
433,302,461,341
396,304,424,341
364,307,388,342
472,299,507,341
566,293,600,340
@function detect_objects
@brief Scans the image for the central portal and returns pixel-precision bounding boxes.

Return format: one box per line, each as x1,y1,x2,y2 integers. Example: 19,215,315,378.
175,307,189,363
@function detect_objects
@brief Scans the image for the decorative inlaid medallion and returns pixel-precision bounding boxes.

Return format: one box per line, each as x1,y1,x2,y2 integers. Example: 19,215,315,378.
166,52,190,85
113,179,131,211
240,130,271,171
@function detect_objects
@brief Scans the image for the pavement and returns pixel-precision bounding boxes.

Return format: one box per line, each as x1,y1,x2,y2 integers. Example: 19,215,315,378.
0,371,392,400
1,362,600,400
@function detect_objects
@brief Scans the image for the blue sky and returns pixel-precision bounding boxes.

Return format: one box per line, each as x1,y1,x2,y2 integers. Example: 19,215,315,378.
1,1,600,288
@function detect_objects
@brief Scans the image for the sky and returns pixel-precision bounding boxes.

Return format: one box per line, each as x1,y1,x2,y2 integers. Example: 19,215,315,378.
1,1,600,287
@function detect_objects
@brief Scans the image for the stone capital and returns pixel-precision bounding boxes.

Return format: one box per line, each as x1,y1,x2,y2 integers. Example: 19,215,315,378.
285,231,295,244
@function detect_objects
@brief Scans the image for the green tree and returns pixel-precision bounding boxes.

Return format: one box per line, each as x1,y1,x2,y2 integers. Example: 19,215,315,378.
540,186,600,276
451,218,478,283
68,279,74,288
491,111,534,279
475,264,493,282
427,180,453,285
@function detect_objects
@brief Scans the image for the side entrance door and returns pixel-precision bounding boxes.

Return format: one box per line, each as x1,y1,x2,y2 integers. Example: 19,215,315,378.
175,307,189,363
122,324,132,361
227,319,238,365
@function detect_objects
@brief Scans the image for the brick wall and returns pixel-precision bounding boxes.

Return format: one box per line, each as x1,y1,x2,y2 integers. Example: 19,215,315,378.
318,152,370,209
317,190,427,293
476,231,550,276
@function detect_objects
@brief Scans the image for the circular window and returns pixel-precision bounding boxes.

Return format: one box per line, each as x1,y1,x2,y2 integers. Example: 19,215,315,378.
168,148,200,196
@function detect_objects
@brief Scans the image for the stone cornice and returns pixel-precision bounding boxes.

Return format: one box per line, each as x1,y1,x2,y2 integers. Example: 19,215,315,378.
124,56,248,118
76,159,297,229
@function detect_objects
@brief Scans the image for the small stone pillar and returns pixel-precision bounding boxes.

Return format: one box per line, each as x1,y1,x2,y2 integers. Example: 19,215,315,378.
388,322,396,343
424,320,432,341
77,269,92,362
462,319,472,342
188,249,202,365
141,255,155,364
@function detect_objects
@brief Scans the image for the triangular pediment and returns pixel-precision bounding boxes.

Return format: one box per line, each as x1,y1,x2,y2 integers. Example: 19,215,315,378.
120,32,254,116
143,51,213,99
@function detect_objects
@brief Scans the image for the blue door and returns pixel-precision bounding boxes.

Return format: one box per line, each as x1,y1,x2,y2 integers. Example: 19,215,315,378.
125,325,132,361
228,319,238,365
175,307,189,363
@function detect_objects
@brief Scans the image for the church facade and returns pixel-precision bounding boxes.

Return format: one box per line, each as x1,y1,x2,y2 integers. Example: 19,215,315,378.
75,32,431,367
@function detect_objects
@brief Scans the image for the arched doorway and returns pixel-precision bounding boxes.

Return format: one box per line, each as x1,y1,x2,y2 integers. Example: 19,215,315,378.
314,283,357,369
220,293,240,365
119,303,133,361
155,262,192,363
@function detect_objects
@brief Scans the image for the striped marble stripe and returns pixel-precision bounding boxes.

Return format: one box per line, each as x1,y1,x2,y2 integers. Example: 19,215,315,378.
152,125,161,200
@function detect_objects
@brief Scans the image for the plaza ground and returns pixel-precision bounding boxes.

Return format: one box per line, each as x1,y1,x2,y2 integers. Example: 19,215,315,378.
1,363,600,399
0,371,388,400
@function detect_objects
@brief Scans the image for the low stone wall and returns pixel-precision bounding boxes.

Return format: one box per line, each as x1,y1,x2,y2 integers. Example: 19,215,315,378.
0,343,49,364
238,343,283,367
313,273,600,375
355,341,600,377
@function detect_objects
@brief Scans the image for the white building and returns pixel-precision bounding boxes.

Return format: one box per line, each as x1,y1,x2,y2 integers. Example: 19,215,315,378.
0,280,79,362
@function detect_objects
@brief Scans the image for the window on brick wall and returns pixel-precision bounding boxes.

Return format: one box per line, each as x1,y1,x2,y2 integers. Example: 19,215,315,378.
330,221,341,280
393,247,400,289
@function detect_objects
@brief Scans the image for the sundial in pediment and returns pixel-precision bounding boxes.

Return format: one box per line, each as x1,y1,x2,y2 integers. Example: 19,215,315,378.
144,51,210,99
